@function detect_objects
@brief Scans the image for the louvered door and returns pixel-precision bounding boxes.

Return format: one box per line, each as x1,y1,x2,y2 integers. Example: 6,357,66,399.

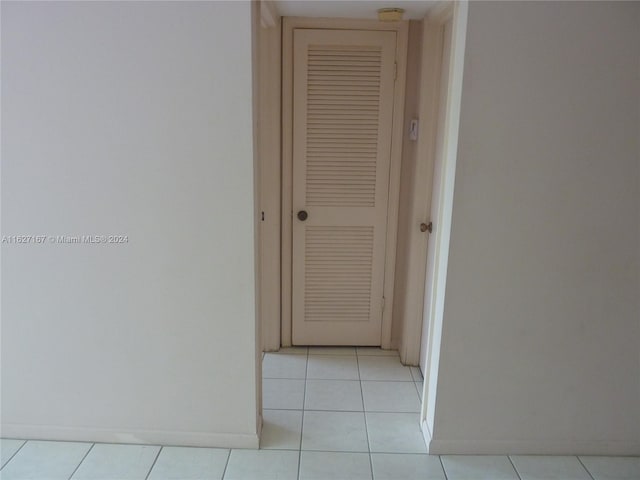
292,29,397,345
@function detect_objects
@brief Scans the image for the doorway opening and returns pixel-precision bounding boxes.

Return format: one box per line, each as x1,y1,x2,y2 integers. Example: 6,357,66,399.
254,0,469,453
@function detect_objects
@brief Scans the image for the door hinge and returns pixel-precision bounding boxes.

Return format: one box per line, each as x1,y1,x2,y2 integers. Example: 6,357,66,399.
393,62,397,80
381,296,386,311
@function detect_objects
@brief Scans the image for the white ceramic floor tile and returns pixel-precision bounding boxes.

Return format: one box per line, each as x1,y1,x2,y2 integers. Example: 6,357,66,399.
308,347,356,356
260,409,303,450
262,378,305,409
415,381,424,400
304,380,363,411
361,381,420,412
579,456,640,480
262,353,307,379
302,411,369,452
366,413,426,454
71,443,160,480
358,356,413,381
307,355,359,380
223,449,298,480
511,455,592,480
410,366,424,382
371,453,446,480
0,440,91,480
441,455,519,480
299,451,372,480
0,439,25,468
356,347,399,356
147,447,229,480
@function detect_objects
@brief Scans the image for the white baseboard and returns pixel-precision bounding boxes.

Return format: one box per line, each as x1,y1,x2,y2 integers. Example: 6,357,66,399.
427,437,640,456
1,423,260,449
421,419,433,452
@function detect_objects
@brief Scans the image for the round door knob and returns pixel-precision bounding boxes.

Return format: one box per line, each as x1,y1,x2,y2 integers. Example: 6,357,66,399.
297,210,308,221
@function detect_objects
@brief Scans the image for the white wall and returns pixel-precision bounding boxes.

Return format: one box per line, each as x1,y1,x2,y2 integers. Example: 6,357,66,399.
1,1,259,447
430,1,640,454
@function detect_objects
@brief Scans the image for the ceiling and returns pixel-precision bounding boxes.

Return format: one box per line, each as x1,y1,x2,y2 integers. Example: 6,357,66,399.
274,0,439,20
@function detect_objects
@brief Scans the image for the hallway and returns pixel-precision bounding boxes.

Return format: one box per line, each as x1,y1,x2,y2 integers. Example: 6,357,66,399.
262,347,424,451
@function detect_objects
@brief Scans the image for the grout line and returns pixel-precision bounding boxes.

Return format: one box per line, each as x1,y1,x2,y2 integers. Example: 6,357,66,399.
262,407,305,412
144,446,163,480
269,353,308,356
507,455,523,480
263,408,305,411
576,455,597,480
291,378,417,383
1,439,27,470
356,354,401,357
297,349,310,480
14,439,190,449
413,381,423,404
361,379,418,384
355,351,375,479
413,380,422,400
307,354,357,357
263,376,307,380
301,348,310,416
265,377,415,382
300,408,421,414
221,449,232,480
439,455,449,480
240,447,437,455
288,447,367,454
67,443,94,479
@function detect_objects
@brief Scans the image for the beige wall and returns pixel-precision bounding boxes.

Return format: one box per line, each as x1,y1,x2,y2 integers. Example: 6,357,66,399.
430,1,640,454
1,1,259,447
392,20,424,351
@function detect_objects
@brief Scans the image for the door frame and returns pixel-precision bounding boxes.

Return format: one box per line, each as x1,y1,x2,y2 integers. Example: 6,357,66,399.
281,17,409,348
418,1,469,451
394,17,446,365
255,0,470,451
256,0,282,352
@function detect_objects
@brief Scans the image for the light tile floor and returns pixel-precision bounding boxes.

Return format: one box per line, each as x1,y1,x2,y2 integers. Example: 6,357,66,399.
1,348,639,479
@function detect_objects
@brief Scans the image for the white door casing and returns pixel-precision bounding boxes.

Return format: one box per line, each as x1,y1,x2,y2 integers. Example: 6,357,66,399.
420,19,451,372
291,29,397,345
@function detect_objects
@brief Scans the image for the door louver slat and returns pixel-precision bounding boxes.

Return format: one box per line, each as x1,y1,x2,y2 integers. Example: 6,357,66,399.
305,44,382,208
304,227,374,323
